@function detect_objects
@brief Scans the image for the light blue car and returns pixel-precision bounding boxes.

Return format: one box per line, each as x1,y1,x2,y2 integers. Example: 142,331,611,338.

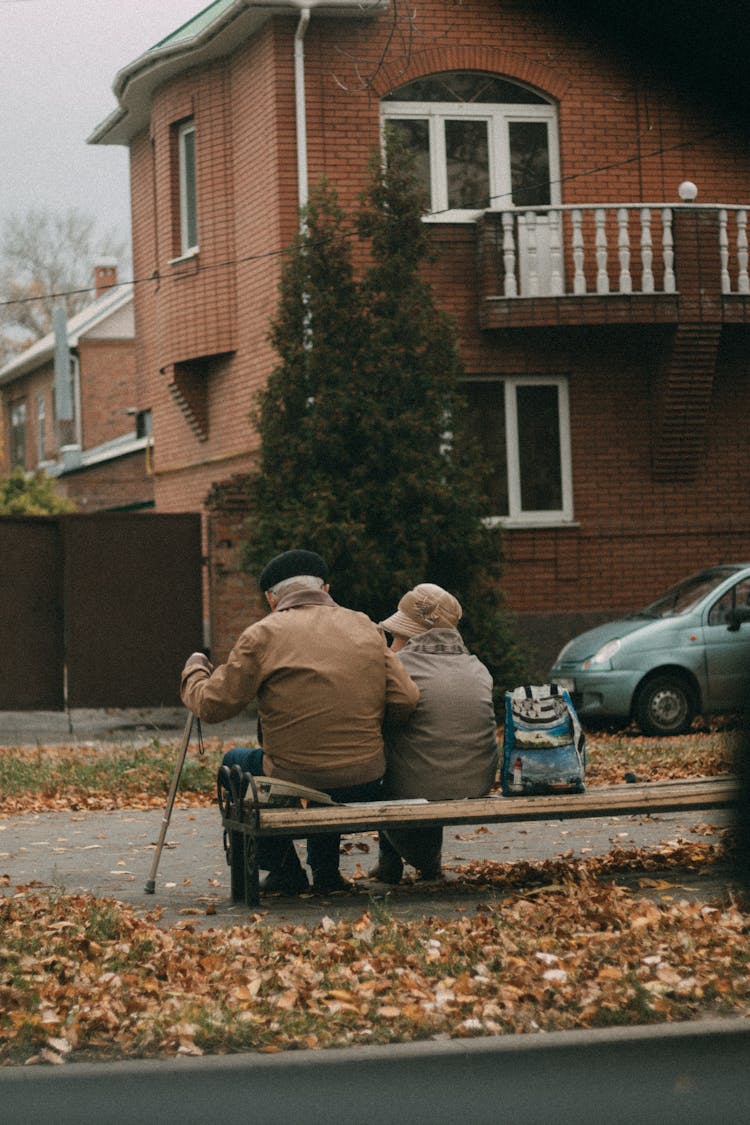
549,564,750,735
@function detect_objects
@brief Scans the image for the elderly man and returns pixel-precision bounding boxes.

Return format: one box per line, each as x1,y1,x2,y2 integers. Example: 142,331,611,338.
181,549,418,895
371,582,498,884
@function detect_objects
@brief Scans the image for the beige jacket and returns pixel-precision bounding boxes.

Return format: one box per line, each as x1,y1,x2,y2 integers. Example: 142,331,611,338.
181,589,419,788
384,628,498,800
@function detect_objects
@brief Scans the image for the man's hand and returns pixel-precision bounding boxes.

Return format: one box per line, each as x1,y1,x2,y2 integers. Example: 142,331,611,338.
182,651,213,676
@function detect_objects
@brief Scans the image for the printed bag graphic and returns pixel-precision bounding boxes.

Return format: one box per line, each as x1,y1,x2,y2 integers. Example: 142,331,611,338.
501,683,586,796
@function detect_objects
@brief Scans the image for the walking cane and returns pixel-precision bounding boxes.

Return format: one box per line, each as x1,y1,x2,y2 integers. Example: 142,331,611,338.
144,710,198,894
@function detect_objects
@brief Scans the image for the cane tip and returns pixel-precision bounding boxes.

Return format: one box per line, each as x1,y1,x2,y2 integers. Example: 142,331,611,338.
144,880,156,894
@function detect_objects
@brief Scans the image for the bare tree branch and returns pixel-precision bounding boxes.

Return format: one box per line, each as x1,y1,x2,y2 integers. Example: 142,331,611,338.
0,206,126,361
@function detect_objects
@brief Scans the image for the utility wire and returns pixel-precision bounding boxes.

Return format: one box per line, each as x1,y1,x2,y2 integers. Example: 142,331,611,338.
0,124,728,310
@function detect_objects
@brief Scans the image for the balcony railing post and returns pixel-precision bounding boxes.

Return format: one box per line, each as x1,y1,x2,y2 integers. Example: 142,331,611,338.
720,210,730,294
737,210,749,294
595,208,609,293
672,205,723,317
662,208,676,293
550,209,564,296
572,209,586,294
617,208,632,293
502,211,518,297
640,208,654,293
525,212,540,297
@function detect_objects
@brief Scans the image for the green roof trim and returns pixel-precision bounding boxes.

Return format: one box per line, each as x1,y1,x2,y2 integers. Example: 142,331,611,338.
153,0,235,49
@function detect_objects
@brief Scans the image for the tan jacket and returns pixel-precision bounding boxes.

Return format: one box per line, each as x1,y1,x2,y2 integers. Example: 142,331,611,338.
181,589,419,788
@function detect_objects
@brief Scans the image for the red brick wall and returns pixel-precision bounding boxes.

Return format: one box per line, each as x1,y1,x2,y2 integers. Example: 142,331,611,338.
56,450,154,513
127,1,750,675
206,475,265,661
0,364,54,471
77,338,137,450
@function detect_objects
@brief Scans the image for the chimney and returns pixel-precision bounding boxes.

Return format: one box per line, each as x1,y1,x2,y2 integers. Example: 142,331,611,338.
93,258,118,298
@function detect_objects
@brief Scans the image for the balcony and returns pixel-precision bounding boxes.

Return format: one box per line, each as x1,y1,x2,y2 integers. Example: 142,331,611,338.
478,203,750,330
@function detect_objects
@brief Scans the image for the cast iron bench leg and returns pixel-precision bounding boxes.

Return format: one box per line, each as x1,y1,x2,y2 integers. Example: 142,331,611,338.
229,828,246,903
243,831,260,908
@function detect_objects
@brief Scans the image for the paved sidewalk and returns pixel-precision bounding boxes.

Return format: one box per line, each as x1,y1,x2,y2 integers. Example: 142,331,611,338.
0,801,734,928
0,707,257,747
0,709,738,927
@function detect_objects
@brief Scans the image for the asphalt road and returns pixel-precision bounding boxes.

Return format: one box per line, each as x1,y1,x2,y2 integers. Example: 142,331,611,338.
2,1016,749,1125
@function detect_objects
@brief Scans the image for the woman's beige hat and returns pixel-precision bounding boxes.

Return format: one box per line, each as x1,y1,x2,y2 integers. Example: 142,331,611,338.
380,583,462,638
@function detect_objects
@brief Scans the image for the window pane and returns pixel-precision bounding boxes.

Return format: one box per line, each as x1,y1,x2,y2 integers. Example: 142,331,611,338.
180,125,198,251
510,120,551,207
37,395,45,462
10,402,26,469
384,72,549,105
464,381,507,514
516,384,562,511
445,120,489,209
385,119,431,209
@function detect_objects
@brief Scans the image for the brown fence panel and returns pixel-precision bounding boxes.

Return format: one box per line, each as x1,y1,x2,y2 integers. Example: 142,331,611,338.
0,517,64,709
63,514,203,708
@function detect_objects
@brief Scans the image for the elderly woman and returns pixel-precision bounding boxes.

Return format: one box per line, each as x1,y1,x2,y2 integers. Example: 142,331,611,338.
372,583,499,884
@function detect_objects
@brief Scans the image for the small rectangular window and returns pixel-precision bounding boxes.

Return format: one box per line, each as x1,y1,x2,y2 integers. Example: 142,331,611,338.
136,409,152,439
36,394,46,463
464,376,572,524
10,401,27,469
178,120,198,255
445,119,490,209
385,119,431,210
463,381,507,513
516,383,562,510
509,120,551,207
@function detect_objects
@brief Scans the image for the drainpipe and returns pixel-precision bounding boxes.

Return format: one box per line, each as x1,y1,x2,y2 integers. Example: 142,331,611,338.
294,8,311,229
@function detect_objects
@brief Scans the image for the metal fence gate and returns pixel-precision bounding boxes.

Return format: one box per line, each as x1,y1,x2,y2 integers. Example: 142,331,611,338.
0,513,203,710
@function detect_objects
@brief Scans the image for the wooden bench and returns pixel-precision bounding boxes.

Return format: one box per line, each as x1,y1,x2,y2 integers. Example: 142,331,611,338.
217,767,739,907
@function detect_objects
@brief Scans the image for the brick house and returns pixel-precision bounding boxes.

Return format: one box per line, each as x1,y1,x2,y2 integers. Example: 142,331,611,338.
90,0,750,673
0,264,154,512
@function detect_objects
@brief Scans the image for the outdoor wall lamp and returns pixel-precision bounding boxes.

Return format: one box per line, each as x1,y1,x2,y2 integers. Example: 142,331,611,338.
678,180,698,202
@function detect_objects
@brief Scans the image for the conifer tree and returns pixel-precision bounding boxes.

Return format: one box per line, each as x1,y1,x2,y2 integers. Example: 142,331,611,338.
243,142,525,691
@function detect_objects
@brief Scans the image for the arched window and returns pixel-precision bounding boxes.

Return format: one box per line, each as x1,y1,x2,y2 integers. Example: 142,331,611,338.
381,72,559,220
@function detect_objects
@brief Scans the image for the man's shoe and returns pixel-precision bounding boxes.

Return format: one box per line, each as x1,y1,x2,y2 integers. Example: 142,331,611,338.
311,872,352,895
367,860,403,885
416,865,444,882
261,868,310,895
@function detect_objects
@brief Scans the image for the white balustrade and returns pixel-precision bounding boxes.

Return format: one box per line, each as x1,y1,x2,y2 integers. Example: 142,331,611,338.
489,203,750,298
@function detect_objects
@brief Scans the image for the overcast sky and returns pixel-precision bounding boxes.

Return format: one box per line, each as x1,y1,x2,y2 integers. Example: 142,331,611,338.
2,0,748,280
0,0,205,268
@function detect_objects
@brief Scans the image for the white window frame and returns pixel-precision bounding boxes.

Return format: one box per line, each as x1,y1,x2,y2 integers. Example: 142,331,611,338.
382,101,559,222
10,400,27,470
471,375,573,527
177,119,198,256
36,393,46,463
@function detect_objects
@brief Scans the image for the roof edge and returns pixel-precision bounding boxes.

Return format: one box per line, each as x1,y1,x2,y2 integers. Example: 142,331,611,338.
89,0,388,147
0,284,134,385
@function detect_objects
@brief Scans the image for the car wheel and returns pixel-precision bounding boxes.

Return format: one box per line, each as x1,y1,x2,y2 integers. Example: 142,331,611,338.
634,675,695,736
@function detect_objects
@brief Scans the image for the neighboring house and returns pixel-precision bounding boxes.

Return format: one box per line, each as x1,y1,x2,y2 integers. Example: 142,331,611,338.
89,0,750,670
0,265,154,512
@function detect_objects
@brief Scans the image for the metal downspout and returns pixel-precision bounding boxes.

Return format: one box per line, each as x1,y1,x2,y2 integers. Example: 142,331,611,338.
294,8,311,228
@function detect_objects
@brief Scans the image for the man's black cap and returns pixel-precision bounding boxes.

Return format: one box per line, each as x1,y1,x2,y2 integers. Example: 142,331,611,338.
258,549,329,592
